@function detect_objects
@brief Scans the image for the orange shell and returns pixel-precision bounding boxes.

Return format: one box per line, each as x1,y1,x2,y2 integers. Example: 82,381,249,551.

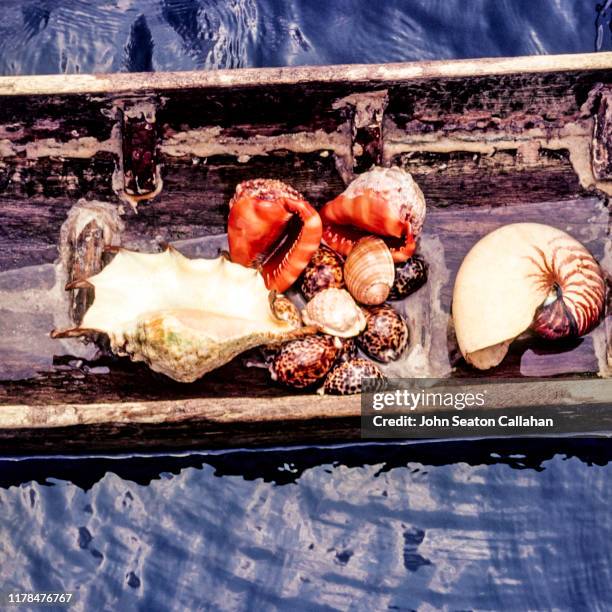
320,167,426,262
228,179,322,292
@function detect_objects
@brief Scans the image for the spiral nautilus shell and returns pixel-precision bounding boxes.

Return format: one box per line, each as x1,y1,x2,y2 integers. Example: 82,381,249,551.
452,223,606,370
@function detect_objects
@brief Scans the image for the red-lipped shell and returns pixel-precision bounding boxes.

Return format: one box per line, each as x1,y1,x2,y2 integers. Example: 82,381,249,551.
271,334,340,389
228,179,322,292
320,166,426,262
300,245,345,300
358,304,409,362
324,357,385,395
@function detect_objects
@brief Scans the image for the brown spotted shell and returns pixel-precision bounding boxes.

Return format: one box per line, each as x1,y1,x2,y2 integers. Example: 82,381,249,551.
324,358,385,395
302,288,366,337
337,336,358,363
300,245,345,300
388,255,428,301
344,236,395,305
271,334,340,389
358,304,409,363
269,292,301,327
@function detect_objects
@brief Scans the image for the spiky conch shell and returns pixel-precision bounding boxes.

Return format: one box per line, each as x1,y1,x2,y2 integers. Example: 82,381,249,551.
52,247,309,382
452,223,606,370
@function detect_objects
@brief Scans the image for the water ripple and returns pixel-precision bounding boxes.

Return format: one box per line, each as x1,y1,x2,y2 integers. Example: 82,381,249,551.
0,0,609,76
0,441,611,609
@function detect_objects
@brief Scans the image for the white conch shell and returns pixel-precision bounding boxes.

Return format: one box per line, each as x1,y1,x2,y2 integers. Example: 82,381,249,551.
301,288,366,337
453,223,605,370
53,247,305,382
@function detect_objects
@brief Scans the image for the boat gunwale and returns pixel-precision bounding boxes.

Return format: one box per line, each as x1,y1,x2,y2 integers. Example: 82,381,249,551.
0,50,611,446
1,379,610,431
1,51,612,96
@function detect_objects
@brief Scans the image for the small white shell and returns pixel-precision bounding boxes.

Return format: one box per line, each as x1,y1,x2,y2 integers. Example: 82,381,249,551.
302,288,366,337
344,236,395,305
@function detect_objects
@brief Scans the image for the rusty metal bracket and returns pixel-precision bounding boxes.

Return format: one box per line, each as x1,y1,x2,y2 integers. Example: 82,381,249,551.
118,99,160,199
333,90,388,182
592,86,612,181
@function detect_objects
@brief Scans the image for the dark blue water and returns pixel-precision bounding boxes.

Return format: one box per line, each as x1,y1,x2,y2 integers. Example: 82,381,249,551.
2,1,612,610
1,0,612,75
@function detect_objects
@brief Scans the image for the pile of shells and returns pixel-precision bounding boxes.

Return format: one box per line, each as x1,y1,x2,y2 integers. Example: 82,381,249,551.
53,168,431,395
266,235,429,395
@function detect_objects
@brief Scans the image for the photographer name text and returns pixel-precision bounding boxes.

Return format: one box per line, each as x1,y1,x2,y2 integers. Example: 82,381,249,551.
371,414,554,428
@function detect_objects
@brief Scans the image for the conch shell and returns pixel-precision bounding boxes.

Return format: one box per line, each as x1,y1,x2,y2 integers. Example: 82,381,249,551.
52,246,308,382
344,236,395,305
453,223,606,370
320,166,426,262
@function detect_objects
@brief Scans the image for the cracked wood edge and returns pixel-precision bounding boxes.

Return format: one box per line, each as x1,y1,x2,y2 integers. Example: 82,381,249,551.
2,52,612,97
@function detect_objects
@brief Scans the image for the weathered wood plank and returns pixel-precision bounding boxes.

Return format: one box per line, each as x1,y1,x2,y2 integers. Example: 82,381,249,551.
0,151,594,272
0,152,343,271
0,378,609,454
2,52,612,96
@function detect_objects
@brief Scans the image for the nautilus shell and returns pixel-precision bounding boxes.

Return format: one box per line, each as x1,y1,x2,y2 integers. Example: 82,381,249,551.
324,358,385,395
300,245,345,300
453,223,606,370
301,288,366,337
52,246,309,382
320,166,426,262
228,179,322,292
344,236,395,305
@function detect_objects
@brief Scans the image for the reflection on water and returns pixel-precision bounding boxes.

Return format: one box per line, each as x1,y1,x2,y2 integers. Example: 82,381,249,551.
0,0,610,75
0,440,611,609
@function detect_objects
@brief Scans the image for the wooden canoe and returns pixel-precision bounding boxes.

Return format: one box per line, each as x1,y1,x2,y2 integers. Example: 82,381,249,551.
0,52,610,453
